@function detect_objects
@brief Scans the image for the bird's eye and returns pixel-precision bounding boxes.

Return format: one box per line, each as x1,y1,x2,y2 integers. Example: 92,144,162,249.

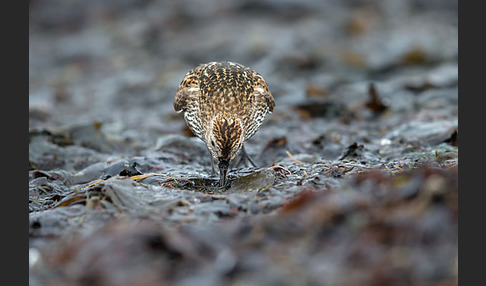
211,140,216,147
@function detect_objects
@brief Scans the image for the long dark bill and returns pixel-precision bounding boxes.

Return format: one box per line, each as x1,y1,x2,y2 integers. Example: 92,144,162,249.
218,158,229,187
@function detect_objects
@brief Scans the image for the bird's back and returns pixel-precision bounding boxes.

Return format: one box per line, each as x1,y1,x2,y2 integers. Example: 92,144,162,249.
174,62,274,141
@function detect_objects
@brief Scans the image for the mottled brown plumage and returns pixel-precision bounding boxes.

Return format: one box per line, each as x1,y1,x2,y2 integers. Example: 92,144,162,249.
174,61,275,186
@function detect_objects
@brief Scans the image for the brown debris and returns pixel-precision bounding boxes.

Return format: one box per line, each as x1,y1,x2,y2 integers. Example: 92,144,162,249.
261,136,287,151
305,83,329,98
345,8,378,36
293,100,347,119
339,142,364,160
341,51,366,67
402,47,429,66
405,81,436,93
443,129,458,147
365,83,388,115
280,189,319,214
257,136,288,160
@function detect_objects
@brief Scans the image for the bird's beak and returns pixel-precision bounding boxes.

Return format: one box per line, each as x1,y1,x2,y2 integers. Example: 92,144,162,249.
218,158,229,187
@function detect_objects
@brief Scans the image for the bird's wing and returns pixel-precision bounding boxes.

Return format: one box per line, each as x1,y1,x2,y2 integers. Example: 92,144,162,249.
173,68,201,113
252,72,275,114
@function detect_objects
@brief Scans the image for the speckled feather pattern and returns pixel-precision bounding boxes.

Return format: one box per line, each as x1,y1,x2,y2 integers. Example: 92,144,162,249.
174,61,274,161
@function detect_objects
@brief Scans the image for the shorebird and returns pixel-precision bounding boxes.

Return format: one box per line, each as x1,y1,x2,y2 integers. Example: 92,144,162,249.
174,61,275,187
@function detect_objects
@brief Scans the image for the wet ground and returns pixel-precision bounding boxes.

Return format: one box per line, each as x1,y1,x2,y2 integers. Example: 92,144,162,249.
29,0,458,285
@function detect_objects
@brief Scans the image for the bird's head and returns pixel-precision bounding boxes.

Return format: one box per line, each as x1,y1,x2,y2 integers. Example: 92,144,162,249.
206,113,244,186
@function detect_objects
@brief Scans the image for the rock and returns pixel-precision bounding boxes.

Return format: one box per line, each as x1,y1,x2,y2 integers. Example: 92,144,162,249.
227,169,275,193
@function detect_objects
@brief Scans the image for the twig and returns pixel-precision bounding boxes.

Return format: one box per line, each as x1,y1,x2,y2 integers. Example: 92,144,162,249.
268,165,292,176
81,179,104,190
130,173,178,184
286,150,304,164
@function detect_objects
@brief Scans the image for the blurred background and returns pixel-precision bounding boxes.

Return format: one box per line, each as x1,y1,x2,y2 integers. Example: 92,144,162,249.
29,0,457,144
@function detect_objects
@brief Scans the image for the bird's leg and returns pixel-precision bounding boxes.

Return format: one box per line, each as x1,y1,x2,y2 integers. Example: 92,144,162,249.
236,145,258,168
209,150,216,176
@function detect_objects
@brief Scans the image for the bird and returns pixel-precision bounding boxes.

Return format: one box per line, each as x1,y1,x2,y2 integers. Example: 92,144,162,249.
174,61,275,187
